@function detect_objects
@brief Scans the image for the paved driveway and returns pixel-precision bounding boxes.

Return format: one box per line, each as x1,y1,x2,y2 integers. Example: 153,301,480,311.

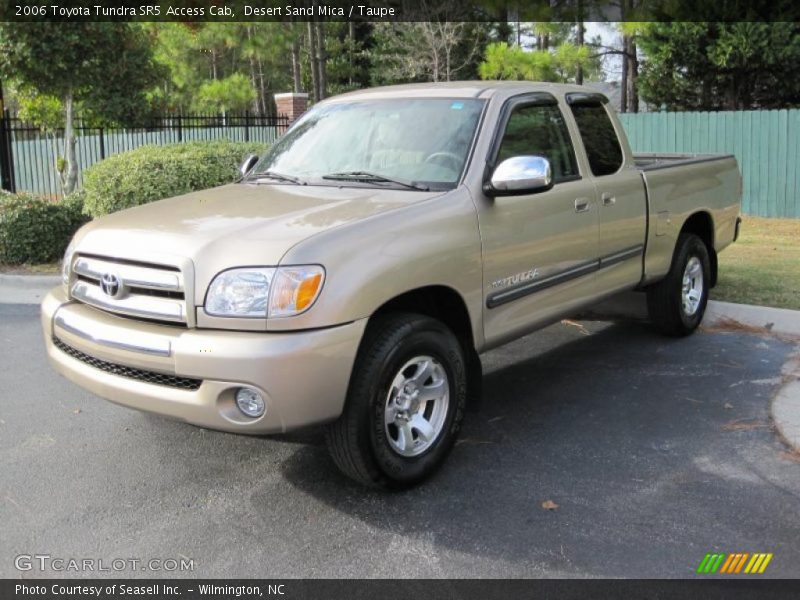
1,303,798,578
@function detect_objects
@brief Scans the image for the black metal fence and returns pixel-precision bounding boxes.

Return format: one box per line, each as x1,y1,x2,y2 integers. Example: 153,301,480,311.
0,111,289,199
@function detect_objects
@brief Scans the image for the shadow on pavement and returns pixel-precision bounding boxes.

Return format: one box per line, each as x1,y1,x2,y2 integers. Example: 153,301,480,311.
274,322,797,574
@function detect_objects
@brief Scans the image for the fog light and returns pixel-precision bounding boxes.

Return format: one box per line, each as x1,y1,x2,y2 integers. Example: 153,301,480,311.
235,387,265,418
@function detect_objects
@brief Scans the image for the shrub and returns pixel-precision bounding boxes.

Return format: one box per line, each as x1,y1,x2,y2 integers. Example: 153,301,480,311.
0,192,89,265
80,140,268,217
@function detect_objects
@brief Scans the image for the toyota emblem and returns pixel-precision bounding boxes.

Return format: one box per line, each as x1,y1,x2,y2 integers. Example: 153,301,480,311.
100,273,122,298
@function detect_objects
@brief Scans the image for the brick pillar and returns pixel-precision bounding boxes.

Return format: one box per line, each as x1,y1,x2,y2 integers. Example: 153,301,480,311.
274,93,308,130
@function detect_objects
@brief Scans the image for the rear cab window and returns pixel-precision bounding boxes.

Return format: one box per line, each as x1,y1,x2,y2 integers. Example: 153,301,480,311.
568,101,624,176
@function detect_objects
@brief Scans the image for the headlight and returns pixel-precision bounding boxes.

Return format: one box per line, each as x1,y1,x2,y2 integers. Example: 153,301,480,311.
62,241,75,286
205,268,274,317
205,266,324,318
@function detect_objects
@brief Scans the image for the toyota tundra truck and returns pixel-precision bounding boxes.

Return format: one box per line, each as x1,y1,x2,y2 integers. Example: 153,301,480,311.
42,82,742,488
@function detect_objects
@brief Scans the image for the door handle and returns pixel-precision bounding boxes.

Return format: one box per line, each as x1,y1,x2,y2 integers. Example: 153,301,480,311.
574,198,591,213
601,192,616,206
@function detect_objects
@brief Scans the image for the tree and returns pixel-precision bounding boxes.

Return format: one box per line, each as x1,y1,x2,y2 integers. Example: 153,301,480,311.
590,20,647,113
287,23,303,93
0,23,159,195
618,22,641,112
305,21,328,102
478,41,601,84
371,20,491,84
148,23,292,116
193,74,256,116
306,22,320,101
10,86,64,178
531,23,573,51
324,22,373,95
479,42,560,81
638,22,800,110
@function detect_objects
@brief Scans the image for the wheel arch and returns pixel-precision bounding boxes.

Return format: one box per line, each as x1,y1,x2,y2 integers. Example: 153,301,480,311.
368,285,483,410
680,211,717,287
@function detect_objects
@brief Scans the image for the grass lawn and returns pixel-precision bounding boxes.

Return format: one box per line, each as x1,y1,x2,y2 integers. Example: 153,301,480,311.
712,216,800,310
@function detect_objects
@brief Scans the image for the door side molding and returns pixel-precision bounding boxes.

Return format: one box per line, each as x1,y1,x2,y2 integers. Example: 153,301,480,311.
486,244,643,309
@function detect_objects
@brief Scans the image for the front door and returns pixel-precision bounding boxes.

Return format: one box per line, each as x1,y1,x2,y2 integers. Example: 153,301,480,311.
479,96,599,348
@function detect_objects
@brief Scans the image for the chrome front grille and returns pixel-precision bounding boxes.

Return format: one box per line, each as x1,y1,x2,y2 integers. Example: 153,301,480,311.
53,336,201,390
70,255,188,324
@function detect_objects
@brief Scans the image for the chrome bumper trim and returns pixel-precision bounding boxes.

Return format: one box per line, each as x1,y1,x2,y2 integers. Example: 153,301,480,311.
54,309,172,357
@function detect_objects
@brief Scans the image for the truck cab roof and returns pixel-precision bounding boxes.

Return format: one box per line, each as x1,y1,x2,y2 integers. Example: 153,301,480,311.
324,81,608,103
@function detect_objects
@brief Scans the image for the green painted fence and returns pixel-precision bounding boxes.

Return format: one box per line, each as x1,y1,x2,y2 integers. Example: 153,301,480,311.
618,110,800,218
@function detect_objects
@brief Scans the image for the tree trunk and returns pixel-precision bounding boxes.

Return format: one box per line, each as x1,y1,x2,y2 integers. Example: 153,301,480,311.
628,39,639,112
701,76,711,110
291,34,302,93
425,23,440,82
348,21,355,86
62,92,78,196
620,36,629,113
496,8,512,44
307,21,319,102
575,20,585,85
257,57,268,116
246,28,260,114
444,25,452,82
315,21,327,99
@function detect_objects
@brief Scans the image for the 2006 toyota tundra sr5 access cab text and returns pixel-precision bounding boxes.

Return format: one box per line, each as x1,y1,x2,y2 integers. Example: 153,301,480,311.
43,82,742,488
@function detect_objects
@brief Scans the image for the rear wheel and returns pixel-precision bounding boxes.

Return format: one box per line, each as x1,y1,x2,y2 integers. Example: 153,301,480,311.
646,233,711,337
325,313,467,489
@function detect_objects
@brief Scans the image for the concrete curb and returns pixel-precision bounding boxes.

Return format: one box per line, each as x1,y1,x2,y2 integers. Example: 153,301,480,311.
0,273,60,304
771,351,800,454
773,380,800,453
704,300,800,339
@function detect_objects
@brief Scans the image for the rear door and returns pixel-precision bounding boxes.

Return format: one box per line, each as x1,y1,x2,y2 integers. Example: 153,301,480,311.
479,94,599,347
567,95,647,294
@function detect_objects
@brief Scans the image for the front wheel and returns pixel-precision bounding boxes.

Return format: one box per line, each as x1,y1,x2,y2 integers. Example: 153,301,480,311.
646,233,711,337
325,313,467,489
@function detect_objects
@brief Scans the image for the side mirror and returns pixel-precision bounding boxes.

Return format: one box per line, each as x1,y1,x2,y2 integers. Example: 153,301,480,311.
239,154,259,178
484,156,553,197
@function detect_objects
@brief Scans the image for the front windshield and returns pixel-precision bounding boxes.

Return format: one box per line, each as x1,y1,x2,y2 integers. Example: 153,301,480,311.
250,98,485,190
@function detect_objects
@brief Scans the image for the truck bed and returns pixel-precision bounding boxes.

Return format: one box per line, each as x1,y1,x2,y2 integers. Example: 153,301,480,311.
634,152,735,171
635,152,741,286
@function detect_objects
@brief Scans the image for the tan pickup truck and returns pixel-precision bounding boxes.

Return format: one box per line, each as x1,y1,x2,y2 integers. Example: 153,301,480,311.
42,82,742,488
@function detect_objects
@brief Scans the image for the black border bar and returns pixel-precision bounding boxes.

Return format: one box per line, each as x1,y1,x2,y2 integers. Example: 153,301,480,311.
4,579,800,600
2,0,800,23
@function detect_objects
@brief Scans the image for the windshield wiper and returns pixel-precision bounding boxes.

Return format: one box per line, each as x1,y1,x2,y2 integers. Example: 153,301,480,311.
249,170,305,185
321,171,430,191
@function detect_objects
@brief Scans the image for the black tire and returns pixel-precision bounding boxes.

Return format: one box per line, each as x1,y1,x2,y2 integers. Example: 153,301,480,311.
325,312,467,490
646,233,711,337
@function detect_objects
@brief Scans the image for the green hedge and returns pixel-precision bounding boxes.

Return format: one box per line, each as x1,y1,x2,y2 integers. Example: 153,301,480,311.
0,191,89,265
81,141,267,217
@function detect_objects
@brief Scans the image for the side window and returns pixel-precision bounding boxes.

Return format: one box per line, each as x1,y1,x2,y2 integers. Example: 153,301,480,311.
569,103,624,176
495,104,578,182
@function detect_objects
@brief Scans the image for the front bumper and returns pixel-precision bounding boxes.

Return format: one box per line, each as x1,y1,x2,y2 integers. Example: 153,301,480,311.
41,287,367,434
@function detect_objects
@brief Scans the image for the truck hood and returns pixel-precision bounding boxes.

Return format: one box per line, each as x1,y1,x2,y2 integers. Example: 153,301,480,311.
73,183,443,299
